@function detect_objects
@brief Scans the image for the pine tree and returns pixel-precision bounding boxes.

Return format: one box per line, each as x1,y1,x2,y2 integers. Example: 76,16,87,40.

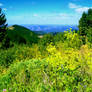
0,8,10,48
0,8,7,42
87,9,92,27
78,9,92,44
78,12,88,36
79,9,92,36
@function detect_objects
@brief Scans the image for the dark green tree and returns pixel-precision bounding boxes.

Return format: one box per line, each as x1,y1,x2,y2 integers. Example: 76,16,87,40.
39,33,54,46
87,9,92,27
78,9,92,35
78,12,88,36
87,28,92,43
0,8,7,42
0,8,10,48
78,8,92,44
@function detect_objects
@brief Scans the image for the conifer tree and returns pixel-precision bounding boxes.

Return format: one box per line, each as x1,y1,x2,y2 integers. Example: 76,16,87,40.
78,8,92,44
79,9,92,36
0,8,10,48
78,12,88,36
87,9,92,27
0,8,7,42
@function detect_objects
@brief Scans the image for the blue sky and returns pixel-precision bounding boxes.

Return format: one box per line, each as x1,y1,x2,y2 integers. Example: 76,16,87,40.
0,0,92,25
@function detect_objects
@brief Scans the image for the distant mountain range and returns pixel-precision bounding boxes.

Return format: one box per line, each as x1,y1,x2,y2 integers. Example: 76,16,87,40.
9,24,79,35
22,24,78,33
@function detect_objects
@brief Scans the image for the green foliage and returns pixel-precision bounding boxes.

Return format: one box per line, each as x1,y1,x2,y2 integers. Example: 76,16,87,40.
87,9,92,27
0,45,92,92
0,8,7,42
0,44,41,67
79,12,88,36
0,60,50,92
39,30,83,49
79,9,92,36
39,33,54,46
7,25,39,44
87,27,92,43
0,8,10,49
53,32,65,43
64,29,83,49
0,27,92,91
78,8,92,44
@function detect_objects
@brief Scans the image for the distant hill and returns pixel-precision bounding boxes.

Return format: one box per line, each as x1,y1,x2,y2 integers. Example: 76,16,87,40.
23,24,78,33
7,25,39,44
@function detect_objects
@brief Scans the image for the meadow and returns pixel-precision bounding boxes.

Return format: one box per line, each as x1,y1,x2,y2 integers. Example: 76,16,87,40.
0,28,92,92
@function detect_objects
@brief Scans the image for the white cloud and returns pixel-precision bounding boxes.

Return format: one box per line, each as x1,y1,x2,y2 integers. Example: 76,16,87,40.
69,2,91,13
0,3,3,6
75,7,89,13
69,3,80,9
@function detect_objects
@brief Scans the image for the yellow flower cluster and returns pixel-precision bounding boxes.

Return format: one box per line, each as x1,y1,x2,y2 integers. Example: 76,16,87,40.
46,43,92,72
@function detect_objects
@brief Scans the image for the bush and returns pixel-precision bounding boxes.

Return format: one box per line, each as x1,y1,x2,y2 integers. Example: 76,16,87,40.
53,32,65,43
63,29,83,49
0,44,41,67
39,33,54,46
87,27,92,43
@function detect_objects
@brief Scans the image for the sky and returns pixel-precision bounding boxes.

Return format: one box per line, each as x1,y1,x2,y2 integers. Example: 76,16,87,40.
0,0,92,25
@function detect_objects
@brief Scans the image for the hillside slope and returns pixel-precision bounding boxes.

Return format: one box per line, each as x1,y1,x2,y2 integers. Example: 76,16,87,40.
7,25,39,44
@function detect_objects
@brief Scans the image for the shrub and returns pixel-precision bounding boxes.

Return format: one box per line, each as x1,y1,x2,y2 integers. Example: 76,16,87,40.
64,29,83,49
39,33,54,46
53,32,65,43
0,44,41,67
